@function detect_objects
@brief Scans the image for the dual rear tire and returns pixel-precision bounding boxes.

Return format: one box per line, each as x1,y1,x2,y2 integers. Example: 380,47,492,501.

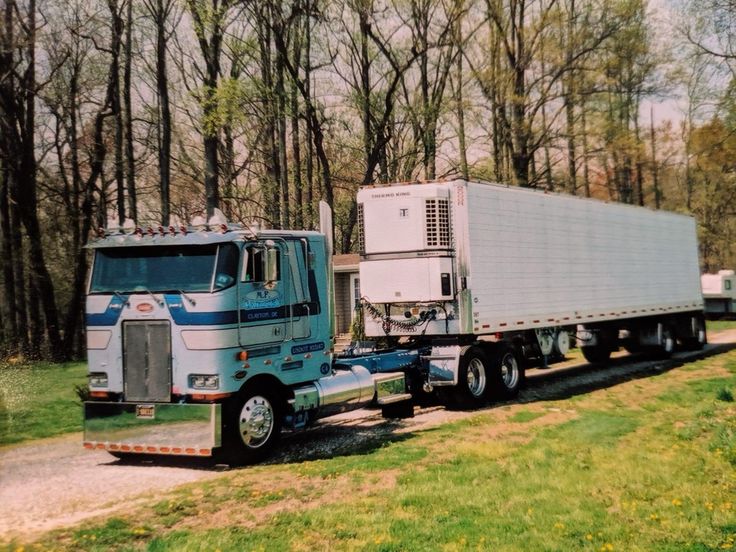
452,344,525,407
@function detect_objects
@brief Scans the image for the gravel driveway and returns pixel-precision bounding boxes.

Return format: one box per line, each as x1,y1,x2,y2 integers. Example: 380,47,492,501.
2,329,735,543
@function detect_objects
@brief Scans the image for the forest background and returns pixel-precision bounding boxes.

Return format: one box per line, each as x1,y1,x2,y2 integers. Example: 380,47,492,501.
0,0,734,361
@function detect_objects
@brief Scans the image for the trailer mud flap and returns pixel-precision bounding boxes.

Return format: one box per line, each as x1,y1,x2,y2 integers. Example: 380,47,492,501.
83,402,221,456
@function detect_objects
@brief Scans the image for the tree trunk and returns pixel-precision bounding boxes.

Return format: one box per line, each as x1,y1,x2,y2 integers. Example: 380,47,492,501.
123,0,137,223
156,0,172,226
109,0,125,225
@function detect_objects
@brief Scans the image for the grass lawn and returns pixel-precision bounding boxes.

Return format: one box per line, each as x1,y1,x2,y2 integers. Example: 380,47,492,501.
0,360,87,446
708,320,736,333
23,350,736,552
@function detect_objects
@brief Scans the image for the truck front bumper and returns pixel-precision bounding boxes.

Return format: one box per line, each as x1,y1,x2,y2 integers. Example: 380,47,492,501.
83,402,221,457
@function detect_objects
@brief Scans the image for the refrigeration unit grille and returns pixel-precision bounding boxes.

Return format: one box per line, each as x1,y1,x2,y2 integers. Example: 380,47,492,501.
357,203,365,254
425,199,450,248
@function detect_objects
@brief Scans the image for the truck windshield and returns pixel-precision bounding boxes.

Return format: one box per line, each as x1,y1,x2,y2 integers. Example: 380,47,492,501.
89,244,239,294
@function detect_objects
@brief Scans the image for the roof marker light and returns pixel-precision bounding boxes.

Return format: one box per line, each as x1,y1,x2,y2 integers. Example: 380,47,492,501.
147,226,155,236
168,225,176,235
158,225,166,235
134,227,143,237
180,225,188,235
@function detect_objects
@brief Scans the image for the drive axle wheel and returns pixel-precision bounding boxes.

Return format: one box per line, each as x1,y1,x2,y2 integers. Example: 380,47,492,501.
490,344,524,400
220,385,282,466
452,346,491,408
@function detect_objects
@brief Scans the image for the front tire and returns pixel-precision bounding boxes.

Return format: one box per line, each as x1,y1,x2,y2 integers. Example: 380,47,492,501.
220,386,283,466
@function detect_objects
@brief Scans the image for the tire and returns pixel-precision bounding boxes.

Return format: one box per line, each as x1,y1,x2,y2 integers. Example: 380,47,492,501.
489,344,525,400
451,346,492,407
220,385,283,466
581,345,612,364
652,325,675,359
681,316,707,351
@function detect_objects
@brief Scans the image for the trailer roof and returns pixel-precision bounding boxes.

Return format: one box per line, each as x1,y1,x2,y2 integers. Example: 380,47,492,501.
359,178,695,221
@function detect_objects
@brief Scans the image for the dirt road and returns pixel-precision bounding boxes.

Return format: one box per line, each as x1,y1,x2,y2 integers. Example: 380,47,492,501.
2,329,735,543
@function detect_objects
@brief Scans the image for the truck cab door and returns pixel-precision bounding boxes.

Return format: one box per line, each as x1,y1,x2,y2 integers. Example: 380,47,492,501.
238,243,287,346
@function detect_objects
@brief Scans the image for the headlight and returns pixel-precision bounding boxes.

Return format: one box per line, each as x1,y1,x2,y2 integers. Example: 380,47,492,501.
189,374,220,390
89,372,108,387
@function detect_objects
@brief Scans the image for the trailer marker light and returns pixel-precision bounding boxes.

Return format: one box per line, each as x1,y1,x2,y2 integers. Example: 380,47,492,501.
185,448,196,455
96,443,106,449
147,446,157,453
172,447,182,454
133,445,144,452
121,445,131,451
83,442,94,449
160,447,171,453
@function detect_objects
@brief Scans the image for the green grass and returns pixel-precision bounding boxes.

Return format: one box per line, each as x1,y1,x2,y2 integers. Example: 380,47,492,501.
0,360,87,446
17,352,736,552
707,319,736,332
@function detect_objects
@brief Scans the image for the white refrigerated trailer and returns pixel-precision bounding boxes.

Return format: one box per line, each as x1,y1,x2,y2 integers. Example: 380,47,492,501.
357,179,706,404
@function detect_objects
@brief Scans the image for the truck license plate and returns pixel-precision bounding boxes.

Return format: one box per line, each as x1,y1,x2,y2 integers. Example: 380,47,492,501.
136,404,155,419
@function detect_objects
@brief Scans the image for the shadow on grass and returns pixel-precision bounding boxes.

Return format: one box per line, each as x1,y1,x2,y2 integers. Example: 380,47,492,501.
106,341,736,472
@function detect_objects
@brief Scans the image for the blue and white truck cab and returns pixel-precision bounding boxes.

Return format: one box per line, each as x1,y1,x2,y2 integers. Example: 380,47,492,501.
82,212,409,464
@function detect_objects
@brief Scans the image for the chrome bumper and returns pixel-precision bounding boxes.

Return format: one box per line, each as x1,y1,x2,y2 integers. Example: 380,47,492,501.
83,402,221,457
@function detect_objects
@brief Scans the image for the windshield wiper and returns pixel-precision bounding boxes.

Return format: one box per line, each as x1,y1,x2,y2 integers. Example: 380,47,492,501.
112,290,130,306
138,287,164,307
177,290,197,307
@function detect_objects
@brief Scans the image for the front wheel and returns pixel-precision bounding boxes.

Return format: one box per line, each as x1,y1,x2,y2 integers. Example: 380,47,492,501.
220,386,283,466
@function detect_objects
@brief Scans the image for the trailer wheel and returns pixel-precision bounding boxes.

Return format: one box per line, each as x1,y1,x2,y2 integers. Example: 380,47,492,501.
220,385,283,466
452,346,491,407
653,325,676,359
581,345,611,364
489,344,524,400
681,316,707,351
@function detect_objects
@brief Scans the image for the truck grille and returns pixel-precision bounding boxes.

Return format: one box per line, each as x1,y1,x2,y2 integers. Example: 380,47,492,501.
123,320,171,402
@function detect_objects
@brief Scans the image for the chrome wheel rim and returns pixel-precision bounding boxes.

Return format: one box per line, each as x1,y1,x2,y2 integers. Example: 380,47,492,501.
467,357,487,397
238,395,274,449
501,353,519,389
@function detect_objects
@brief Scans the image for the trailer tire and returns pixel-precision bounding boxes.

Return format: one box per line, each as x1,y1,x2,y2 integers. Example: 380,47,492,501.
581,345,611,364
220,385,283,466
681,316,707,351
489,344,524,400
652,325,676,359
452,346,492,407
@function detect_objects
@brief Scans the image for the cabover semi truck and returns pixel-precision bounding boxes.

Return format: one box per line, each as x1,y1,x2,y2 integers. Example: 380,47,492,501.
83,179,706,464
